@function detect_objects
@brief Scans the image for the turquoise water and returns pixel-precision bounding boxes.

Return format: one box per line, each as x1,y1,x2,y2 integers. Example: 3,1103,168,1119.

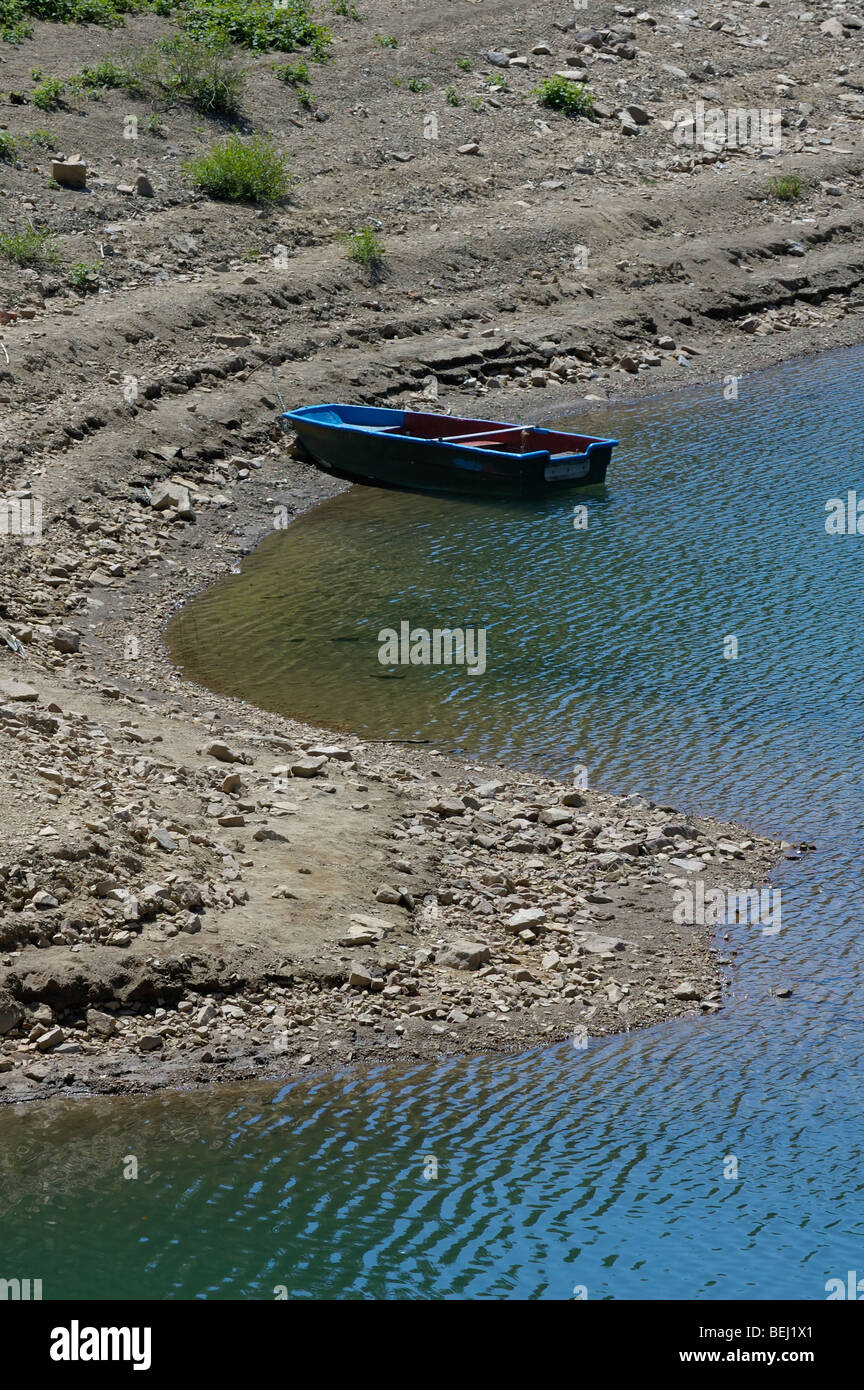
4,347,864,1299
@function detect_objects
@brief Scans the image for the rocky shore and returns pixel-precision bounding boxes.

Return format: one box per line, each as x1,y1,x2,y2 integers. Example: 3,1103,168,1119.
0,0,860,1102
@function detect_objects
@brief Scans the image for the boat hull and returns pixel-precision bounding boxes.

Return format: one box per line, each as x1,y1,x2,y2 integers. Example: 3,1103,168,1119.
285,406,616,498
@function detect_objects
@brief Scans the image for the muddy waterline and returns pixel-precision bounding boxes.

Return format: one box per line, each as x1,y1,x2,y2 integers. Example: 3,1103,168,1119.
3,348,863,1299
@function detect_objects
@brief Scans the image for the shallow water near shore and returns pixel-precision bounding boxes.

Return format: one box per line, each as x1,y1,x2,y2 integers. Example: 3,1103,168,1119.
5,346,864,1299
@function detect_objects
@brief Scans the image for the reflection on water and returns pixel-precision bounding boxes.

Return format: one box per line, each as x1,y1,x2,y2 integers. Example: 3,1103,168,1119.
2,349,863,1299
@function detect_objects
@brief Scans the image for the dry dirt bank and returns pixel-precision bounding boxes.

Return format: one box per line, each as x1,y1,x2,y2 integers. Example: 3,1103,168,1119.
0,0,858,1102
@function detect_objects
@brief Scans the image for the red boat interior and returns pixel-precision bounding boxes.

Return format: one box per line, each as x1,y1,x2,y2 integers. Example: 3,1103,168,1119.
381,411,592,456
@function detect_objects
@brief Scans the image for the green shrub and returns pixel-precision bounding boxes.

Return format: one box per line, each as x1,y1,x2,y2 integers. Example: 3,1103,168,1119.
444,84,459,106
329,0,359,16
0,223,58,265
181,0,331,58
272,57,309,86
24,0,130,24
32,75,66,109
406,77,428,92
74,57,138,91
456,56,472,72
533,74,595,118
0,0,31,43
136,35,246,118
187,133,292,202
487,72,507,90
27,126,53,145
769,173,803,202
345,224,384,273
0,130,16,160
373,33,396,48
147,111,164,134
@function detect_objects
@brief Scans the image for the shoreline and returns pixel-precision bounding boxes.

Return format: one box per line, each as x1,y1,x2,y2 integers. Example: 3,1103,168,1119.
2,0,862,1100
0,343,821,1106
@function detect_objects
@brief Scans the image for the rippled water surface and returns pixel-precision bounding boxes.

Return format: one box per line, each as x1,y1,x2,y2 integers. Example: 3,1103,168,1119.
3,348,864,1299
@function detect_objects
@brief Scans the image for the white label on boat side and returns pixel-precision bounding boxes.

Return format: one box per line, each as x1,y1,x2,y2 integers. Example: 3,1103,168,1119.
545,460,590,481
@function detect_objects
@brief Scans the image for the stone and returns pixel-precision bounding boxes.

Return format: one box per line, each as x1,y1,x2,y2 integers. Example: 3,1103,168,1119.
221,772,242,792
135,173,154,196
504,907,546,933
150,826,177,852
430,798,465,817
437,940,491,970
35,1026,64,1052
52,159,87,189
340,924,383,946
532,42,553,55
150,481,194,520
139,1033,163,1051
290,757,327,777
624,104,651,124
0,678,38,702
32,890,59,909
52,627,80,654
205,740,244,763
458,142,481,155
86,1009,118,1037
485,50,514,67
820,18,845,39
348,963,374,990
580,934,625,955
0,997,24,1035
375,884,403,904
673,982,701,1001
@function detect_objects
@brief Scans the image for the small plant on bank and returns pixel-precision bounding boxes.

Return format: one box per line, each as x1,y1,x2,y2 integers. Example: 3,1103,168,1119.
31,75,66,110
374,33,397,48
147,112,165,134
295,84,313,109
533,74,595,117
27,126,53,146
0,223,58,266
406,77,428,92
74,57,137,92
70,259,100,291
136,35,246,118
487,72,507,90
345,224,385,278
769,173,803,202
329,0,360,17
457,56,472,72
444,84,459,106
0,130,16,160
272,57,309,86
187,133,292,202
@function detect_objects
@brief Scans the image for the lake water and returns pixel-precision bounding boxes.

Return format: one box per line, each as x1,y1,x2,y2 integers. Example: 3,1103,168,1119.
3,347,864,1300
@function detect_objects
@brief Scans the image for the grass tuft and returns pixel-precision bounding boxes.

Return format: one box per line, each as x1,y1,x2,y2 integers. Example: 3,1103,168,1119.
186,132,292,202
533,74,595,118
768,173,804,202
0,223,58,265
345,224,385,278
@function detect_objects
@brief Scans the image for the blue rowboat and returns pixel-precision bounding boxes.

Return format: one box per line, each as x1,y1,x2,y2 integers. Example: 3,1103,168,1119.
283,404,617,498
